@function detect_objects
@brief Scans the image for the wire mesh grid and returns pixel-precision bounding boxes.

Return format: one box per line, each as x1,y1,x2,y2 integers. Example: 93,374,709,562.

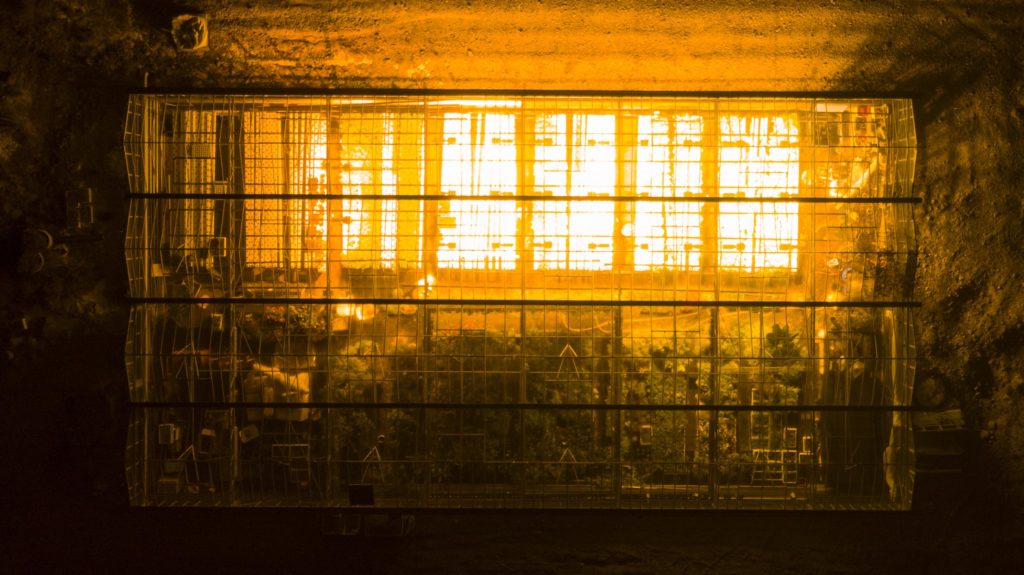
124,93,918,509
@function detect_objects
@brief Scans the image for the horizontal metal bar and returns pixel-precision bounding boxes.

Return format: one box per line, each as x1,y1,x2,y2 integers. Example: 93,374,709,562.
129,297,921,308
128,401,926,412
128,192,922,204
132,87,921,100
136,505,911,516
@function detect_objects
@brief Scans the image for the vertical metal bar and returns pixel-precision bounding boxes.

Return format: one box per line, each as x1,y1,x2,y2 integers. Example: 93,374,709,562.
611,104,635,506
422,98,439,504
325,99,340,500
517,102,529,405
701,100,722,506
139,95,153,505
326,112,342,297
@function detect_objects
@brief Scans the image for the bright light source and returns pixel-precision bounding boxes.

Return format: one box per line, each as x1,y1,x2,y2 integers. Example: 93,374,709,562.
634,114,703,271
718,115,800,271
438,112,519,270
532,113,617,271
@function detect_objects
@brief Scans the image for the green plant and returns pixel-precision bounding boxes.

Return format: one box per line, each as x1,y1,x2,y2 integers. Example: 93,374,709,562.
764,323,801,364
764,323,807,389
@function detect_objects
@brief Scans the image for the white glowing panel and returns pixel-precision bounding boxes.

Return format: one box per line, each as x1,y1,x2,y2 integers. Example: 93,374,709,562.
634,114,704,271
533,114,616,271
718,115,800,271
438,112,519,270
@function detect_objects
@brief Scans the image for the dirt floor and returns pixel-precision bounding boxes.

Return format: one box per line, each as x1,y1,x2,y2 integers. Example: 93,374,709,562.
2,0,1024,572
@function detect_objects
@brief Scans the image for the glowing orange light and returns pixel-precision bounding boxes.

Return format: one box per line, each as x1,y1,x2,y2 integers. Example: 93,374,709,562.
281,107,803,275
533,113,616,271
634,113,703,271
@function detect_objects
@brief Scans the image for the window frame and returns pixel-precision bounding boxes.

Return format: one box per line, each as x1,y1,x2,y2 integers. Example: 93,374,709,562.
233,101,812,283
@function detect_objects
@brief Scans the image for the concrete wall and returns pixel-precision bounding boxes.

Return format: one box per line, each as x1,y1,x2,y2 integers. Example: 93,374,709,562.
161,1,1010,95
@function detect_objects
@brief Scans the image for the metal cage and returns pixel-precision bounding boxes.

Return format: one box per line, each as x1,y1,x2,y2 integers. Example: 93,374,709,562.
124,92,918,509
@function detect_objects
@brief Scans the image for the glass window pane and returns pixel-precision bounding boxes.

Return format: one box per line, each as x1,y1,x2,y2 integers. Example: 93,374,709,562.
634,114,704,271
718,115,800,271
532,113,616,270
438,112,518,270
